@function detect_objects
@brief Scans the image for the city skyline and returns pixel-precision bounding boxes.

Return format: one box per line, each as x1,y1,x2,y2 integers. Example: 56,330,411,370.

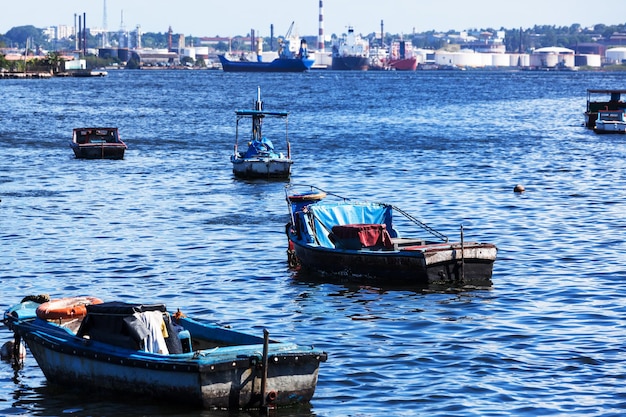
1,0,622,39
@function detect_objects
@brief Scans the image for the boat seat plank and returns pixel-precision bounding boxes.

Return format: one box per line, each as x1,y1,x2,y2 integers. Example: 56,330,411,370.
391,238,426,250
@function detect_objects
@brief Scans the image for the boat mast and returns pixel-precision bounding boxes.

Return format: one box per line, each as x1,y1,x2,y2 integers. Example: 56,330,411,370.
253,86,263,140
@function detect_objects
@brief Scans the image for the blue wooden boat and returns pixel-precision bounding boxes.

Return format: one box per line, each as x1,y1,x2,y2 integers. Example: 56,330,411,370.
285,185,497,286
3,295,327,411
231,87,293,179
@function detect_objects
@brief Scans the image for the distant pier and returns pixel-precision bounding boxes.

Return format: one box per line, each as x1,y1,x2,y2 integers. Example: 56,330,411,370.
0,72,53,79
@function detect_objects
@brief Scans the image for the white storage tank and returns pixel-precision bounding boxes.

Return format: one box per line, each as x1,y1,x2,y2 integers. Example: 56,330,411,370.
183,48,196,60
575,54,602,67
435,50,480,68
453,51,478,67
414,49,433,62
509,54,530,67
194,47,209,59
605,47,626,64
530,47,574,68
490,53,510,67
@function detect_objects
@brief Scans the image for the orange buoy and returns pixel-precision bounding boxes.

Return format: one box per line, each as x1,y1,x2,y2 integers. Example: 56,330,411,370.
287,191,327,202
36,296,104,320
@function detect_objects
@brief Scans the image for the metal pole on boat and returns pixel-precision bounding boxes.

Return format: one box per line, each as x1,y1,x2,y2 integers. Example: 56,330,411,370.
12,333,23,370
260,328,270,412
460,225,465,281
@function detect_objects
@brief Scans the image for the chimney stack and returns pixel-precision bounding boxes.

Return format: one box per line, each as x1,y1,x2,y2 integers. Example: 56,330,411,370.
318,0,324,52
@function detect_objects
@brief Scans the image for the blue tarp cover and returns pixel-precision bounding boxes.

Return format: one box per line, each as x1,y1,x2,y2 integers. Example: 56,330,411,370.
299,201,397,248
243,137,279,158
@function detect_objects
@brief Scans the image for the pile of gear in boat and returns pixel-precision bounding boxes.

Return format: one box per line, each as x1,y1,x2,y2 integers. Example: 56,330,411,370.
74,302,192,354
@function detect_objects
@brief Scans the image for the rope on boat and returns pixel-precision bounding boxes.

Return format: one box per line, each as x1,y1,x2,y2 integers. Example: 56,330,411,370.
285,184,450,243
388,205,449,243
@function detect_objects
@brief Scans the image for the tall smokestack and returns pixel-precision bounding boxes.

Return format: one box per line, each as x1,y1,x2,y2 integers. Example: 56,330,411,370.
78,15,82,54
83,12,87,56
102,0,108,47
74,14,78,51
318,0,324,52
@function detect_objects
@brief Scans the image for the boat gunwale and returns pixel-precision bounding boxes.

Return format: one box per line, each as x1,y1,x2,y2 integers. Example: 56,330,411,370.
289,231,497,258
6,310,326,372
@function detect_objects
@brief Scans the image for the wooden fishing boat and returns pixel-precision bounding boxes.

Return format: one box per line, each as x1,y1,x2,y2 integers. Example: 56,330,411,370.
70,127,127,159
285,185,497,286
231,87,293,179
584,89,626,129
3,295,327,411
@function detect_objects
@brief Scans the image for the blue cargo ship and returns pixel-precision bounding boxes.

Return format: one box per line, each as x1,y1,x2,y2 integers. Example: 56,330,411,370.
219,38,314,73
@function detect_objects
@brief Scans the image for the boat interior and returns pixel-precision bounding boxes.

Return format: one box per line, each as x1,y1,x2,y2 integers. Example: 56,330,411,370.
74,129,120,145
47,302,264,355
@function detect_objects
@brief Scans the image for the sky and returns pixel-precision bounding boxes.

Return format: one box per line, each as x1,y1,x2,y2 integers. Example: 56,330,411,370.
1,0,623,38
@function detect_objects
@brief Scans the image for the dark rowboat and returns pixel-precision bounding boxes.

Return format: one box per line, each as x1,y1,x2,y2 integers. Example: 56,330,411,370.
70,127,127,159
285,185,497,287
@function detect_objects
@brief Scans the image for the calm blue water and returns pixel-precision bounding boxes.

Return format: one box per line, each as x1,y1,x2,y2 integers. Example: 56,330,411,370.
1,69,626,417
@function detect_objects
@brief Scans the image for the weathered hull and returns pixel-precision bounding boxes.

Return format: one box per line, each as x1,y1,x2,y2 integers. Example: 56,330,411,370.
387,58,417,71
288,233,496,286
71,144,126,159
331,56,369,71
10,316,324,410
231,157,292,179
584,111,597,128
593,121,626,133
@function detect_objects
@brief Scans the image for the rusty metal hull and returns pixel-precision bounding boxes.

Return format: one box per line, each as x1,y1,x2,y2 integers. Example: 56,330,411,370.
5,303,326,410
288,231,496,286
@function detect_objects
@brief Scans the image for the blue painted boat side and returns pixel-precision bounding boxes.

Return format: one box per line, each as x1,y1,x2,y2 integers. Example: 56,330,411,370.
218,55,314,73
3,300,327,409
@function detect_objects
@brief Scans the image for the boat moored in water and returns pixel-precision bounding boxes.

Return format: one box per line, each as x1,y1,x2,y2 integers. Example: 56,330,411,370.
387,39,417,71
3,295,327,410
584,89,626,128
219,37,314,73
231,87,293,179
593,108,626,133
285,185,497,287
331,27,370,71
70,127,127,159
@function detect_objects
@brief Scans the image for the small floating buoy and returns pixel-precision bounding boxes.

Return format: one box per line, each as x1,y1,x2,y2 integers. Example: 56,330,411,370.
513,184,525,193
0,339,26,361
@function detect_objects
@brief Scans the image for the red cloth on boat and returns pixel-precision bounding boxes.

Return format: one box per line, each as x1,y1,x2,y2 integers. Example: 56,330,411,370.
331,224,393,249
